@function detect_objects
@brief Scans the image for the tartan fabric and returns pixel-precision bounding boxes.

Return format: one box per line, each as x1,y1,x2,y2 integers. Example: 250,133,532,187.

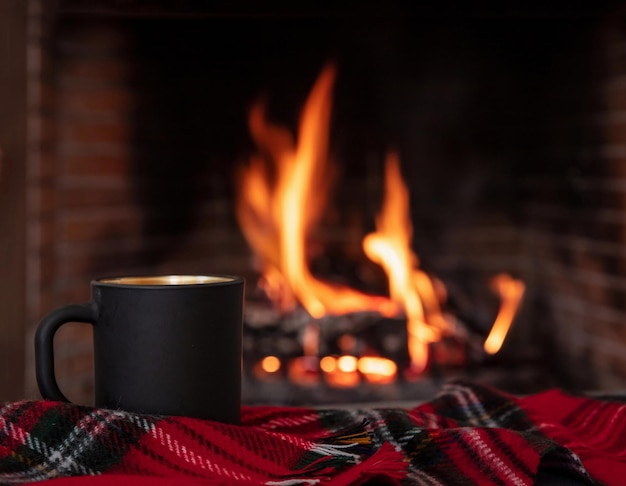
0,380,622,485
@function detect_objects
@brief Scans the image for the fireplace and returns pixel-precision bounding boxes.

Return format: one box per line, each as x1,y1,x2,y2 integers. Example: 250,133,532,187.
19,1,626,404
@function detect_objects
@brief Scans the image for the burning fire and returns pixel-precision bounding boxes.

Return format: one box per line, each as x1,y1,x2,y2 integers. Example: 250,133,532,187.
237,64,396,319
362,152,448,373
484,274,526,354
237,64,524,379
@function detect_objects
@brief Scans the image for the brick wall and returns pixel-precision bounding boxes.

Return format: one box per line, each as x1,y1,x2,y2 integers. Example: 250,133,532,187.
24,11,253,403
519,10,626,391
0,0,27,402
26,16,137,401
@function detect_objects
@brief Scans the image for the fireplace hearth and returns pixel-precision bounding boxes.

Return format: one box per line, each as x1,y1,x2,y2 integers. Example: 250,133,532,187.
16,0,626,404
241,300,548,405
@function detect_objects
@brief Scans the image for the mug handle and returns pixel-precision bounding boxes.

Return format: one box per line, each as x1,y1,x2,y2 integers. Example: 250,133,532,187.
35,302,97,402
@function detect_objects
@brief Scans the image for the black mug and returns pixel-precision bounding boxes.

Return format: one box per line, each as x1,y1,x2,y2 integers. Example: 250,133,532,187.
35,275,244,423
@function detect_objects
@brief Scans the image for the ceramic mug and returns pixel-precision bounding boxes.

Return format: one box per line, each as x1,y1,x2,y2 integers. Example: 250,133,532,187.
35,275,244,423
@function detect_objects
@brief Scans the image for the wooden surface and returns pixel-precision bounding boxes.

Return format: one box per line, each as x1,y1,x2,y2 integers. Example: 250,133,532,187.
0,0,27,401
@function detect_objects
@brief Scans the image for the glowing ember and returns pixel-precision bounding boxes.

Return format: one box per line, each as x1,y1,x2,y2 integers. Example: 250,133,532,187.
288,356,320,386
321,355,396,386
254,355,282,381
357,356,397,384
337,355,358,372
484,273,526,354
236,64,397,318
322,355,360,388
261,356,281,373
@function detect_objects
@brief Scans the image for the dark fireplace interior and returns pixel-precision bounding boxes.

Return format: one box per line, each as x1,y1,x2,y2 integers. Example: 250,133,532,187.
24,1,626,404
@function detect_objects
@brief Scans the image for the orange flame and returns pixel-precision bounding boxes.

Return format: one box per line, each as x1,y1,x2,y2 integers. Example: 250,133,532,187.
238,64,524,376
484,274,526,354
236,64,397,318
363,153,448,373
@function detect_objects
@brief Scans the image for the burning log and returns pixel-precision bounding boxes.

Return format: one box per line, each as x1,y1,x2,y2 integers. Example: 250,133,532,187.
243,292,519,396
236,63,527,404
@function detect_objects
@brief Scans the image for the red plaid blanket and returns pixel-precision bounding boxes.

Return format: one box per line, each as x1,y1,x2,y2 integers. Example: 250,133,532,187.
0,380,623,485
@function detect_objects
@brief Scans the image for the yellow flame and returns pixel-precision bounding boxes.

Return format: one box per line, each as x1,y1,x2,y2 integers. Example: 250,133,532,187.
237,64,524,375
236,64,397,318
363,152,444,372
484,274,526,354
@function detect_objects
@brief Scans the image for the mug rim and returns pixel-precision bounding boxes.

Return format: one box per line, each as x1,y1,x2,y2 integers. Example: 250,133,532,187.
93,274,244,288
